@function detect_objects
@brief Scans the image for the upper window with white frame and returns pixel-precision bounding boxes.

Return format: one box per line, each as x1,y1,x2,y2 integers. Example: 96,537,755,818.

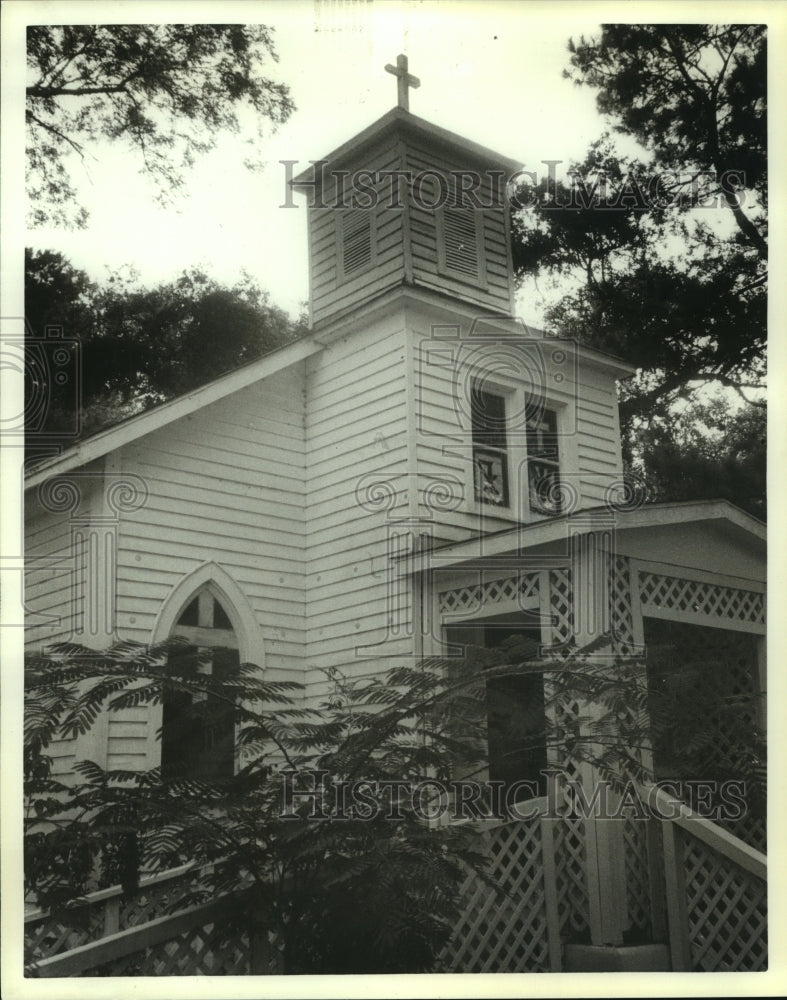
525,398,562,516
471,383,510,508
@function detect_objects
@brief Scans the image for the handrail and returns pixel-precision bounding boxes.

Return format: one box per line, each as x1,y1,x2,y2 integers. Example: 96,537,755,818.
29,895,238,977
24,861,199,924
644,783,766,880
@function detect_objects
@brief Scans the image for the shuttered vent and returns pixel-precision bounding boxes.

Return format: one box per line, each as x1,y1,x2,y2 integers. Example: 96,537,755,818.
442,205,479,278
342,209,373,275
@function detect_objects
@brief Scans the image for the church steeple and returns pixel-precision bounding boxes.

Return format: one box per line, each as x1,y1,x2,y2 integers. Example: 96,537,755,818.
291,59,521,328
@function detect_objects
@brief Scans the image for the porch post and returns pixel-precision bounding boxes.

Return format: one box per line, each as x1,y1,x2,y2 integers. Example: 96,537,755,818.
568,513,628,947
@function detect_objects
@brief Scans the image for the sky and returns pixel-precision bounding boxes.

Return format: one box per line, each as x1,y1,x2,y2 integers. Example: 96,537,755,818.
19,1,616,321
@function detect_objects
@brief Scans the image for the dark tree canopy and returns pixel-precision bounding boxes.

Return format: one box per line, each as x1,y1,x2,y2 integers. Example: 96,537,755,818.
26,24,295,227
512,138,766,418
25,249,306,443
510,24,767,516
511,24,766,516
566,24,766,254
628,399,766,520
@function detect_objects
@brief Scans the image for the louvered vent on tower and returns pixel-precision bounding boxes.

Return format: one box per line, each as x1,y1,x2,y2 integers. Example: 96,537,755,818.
341,209,373,276
442,206,479,277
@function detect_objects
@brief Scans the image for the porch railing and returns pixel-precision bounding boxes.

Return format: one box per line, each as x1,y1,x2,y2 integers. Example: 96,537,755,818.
25,796,767,976
25,861,202,963
438,787,766,974
27,896,251,977
650,784,767,972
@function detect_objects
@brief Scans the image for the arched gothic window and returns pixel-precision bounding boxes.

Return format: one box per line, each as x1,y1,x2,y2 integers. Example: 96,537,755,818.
160,587,238,781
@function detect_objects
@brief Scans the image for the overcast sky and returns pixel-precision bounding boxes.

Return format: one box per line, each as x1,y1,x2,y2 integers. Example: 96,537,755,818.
21,1,617,321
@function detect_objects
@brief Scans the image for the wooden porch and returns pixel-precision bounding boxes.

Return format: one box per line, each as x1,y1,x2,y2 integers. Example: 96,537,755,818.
23,505,767,977
24,791,766,976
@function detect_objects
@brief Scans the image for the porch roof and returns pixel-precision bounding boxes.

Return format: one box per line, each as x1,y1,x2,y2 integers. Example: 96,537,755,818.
403,499,766,574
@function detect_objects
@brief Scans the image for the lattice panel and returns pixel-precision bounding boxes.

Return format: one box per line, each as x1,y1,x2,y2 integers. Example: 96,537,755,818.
25,868,206,964
438,819,551,972
610,555,636,651
439,573,539,616
119,874,205,930
83,921,251,976
546,682,583,775
718,811,767,854
548,568,573,644
543,687,591,939
612,656,653,783
25,909,104,962
553,815,590,938
639,573,765,627
643,618,765,851
623,817,652,934
684,835,767,971
95,924,249,976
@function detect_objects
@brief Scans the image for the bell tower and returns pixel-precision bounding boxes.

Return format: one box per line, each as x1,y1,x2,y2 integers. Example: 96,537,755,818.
291,55,521,329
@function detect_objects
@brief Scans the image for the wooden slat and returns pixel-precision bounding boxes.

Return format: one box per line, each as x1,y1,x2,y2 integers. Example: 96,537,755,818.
31,897,235,977
646,784,767,880
539,816,563,971
661,820,692,972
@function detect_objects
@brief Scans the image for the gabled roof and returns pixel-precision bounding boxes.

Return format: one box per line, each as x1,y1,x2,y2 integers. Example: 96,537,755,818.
24,336,323,490
292,106,522,186
401,499,766,574
24,286,637,490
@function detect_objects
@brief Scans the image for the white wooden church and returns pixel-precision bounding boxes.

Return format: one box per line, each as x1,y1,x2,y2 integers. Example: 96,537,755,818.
24,61,767,975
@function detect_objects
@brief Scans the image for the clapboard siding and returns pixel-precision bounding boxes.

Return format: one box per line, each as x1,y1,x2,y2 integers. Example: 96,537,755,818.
304,310,412,689
404,138,512,314
25,490,90,649
310,140,406,326
24,495,94,776
119,365,305,648
105,365,309,770
406,306,626,541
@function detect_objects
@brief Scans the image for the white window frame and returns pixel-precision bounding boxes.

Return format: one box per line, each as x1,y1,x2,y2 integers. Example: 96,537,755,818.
524,397,566,518
464,381,571,523
465,377,524,522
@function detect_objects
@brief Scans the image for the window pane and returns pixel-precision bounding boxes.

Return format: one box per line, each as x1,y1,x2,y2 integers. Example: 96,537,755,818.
213,598,233,630
161,646,238,782
526,405,558,459
177,597,199,626
473,449,509,506
528,460,562,516
471,387,507,449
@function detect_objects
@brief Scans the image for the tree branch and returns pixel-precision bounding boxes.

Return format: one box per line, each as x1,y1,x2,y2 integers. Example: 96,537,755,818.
26,110,89,162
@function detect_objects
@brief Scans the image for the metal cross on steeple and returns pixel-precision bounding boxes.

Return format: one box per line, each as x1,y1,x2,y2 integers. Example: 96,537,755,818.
384,54,420,112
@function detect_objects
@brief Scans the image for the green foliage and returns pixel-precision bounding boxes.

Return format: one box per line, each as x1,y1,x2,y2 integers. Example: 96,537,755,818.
628,396,766,518
24,632,765,970
27,24,294,228
566,25,766,248
512,25,766,512
25,249,307,442
24,639,492,973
